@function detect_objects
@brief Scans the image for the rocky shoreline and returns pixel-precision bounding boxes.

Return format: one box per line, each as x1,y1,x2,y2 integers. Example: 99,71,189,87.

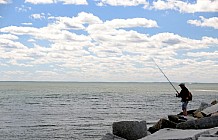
100,100,218,140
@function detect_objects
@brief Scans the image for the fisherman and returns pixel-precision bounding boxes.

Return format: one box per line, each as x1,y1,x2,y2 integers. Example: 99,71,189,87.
176,83,191,116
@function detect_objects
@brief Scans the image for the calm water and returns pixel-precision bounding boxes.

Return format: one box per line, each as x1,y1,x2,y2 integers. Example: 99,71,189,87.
0,82,217,139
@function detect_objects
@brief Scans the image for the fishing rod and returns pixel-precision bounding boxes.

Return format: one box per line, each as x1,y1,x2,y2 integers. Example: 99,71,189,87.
152,58,179,94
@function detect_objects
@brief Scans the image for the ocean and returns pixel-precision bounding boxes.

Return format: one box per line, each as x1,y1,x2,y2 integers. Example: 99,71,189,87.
0,82,217,139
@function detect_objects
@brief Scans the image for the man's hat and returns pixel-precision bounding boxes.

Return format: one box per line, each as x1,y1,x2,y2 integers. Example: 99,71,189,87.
179,83,185,86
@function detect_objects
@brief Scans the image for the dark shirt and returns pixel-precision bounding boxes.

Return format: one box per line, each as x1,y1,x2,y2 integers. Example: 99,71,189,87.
178,87,189,102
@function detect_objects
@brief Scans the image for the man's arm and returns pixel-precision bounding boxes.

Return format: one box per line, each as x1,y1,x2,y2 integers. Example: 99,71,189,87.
176,91,181,97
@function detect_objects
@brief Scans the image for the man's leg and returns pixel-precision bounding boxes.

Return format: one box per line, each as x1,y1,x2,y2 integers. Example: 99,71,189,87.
182,102,188,116
183,109,187,116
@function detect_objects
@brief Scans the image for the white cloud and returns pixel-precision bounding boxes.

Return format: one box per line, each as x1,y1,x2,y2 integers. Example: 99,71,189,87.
25,0,88,5
96,0,149,6
0,38,27,49
35,70,59,76
151,0,218,13
58,0,88,5
0,34,19,40
0,26,39,35
0,62,8,67
16,5,31,12
187,51,218,59
0,0,11,4
7,59,33,67
3,70,28,75
104,18,158,29
95,0,218,13
25,0,54,4
188,16,218,29
30,13,46,20
49,12,102,30
28,39,36,42
21,22,33,26
0,34,33,66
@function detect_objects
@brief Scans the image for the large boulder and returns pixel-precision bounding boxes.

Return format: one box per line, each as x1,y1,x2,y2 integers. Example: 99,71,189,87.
193,102,211,117
176,115,218,129
148,118,177,134
112,121,147,140
168,115,194,123
168,115,180,123
100,133,126,140
201,103,218,116
194,112,204,118
140,128,210,140
198,127,218,140
211,112,218,116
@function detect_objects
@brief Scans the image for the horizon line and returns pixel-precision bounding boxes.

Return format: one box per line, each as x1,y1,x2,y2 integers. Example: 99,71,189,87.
0,81,217,84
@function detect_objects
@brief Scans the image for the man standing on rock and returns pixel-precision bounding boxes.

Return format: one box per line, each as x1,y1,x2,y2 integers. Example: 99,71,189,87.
176,83,191,116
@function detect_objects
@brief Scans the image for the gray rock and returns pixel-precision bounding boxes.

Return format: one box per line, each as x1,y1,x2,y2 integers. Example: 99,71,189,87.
202,103,218,116
193,102,211,117
100,133,126,140
140,128,209,140
197,127,218,140
211,100,217,105
198,137,218,140
112,121,147,140
211,112,218,116
168,115,180,123
176,116,218,129
148,118,177,134
194,112,204,118
168,115,194,123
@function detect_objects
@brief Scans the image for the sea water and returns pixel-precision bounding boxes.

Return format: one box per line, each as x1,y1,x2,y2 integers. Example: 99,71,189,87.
0,82,217,139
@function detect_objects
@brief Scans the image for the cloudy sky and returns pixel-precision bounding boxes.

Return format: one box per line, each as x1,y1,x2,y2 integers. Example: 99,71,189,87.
0,0,217,82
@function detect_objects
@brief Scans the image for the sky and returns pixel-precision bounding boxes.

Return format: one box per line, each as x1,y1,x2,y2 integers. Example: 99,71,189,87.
0,0,217,83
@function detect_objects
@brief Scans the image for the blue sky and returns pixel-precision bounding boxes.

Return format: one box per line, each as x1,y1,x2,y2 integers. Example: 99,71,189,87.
0,0,218,82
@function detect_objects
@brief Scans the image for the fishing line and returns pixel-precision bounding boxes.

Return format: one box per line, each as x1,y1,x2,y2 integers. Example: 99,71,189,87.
152,58,179,94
